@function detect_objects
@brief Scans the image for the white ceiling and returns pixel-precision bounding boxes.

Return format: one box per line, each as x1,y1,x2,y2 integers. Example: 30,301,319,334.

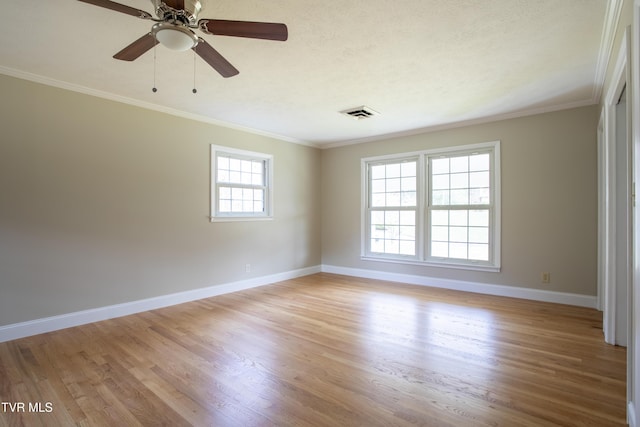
0,0,615,147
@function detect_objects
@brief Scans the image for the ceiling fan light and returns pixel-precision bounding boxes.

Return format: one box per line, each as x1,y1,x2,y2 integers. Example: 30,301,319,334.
152,23,198,51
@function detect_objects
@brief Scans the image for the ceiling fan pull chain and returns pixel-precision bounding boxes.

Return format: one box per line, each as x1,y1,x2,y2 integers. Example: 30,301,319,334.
152,41,158,93
192,49,198,94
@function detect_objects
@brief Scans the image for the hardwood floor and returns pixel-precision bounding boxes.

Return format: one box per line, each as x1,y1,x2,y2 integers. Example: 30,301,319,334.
0,273,627,426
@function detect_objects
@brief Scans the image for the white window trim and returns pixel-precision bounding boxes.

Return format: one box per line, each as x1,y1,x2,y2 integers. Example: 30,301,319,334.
361,141,501,272
210,145,274,222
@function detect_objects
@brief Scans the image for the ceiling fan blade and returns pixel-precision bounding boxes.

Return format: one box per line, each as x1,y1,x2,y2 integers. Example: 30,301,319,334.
198,19,288,41
193,39,239,78
77,0,152,19
114,33,157,61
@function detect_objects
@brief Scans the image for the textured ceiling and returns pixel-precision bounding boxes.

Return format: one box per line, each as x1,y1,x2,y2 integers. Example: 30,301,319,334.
0,0,614,147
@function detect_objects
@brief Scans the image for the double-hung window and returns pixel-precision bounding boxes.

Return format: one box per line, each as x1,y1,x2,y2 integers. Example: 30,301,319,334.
367,157,419,257
362,141,500,271
210,145,273,221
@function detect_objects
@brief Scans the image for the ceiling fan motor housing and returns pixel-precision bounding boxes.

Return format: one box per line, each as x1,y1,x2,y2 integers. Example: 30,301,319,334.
152,0,202,25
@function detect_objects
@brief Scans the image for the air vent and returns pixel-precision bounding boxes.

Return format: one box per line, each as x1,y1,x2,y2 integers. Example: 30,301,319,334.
340,106,380,120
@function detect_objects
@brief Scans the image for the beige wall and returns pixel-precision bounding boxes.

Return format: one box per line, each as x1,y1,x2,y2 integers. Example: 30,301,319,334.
321,105,599,295
0,74,321,327
0,70,602,328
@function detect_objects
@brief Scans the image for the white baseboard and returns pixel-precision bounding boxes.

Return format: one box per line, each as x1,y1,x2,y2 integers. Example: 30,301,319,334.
321,265,597,308
629,401,637,427
0,264,597,344
0,265,321,343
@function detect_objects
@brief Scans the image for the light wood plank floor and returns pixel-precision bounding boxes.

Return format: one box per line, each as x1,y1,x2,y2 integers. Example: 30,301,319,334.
0,273,627,426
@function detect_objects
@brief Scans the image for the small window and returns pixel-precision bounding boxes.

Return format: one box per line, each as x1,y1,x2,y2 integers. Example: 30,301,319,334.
211,145,273,221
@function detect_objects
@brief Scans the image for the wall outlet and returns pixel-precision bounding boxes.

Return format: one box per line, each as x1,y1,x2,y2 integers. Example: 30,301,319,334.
541,272,551,284
245,263,251,273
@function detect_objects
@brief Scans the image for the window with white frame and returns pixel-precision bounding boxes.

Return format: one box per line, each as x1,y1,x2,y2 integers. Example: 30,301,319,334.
368,158,419,256
210,145,273,221
362,141,500,271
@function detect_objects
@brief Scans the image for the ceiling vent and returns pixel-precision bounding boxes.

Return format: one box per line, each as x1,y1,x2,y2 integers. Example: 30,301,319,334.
340,106,380,120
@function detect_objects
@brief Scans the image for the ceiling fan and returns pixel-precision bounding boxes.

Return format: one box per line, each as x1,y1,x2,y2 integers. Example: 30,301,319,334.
77,0,288,78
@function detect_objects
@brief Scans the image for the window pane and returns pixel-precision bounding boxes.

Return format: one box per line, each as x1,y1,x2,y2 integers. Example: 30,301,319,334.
230,171,241,183
371,179,386,193
470,171,489,188
432,241,448,257
251,174,262,186
450,243,468,259
400,225,415,240
470,188,490,205
369,208,416,256
401,161,416,176
400,210,415,225
401,177,416,192
371,211,385,224
449,210,468,226
470,154,490,171
372,225,385,239
450,173,468,189
369,160,417,209
385,211,400,225
399,240,415,256
386,163,401,178
432,225,449,241
469,227,489,243
469,210,489,226
371,238,385,253
432,174,449,190
469,243,489,261
219,200,231,212
371,193,386,207
450,226,467,242
252,161,263,174
450,156,468,173
384,225,398,239
450,189,469,205
371,164,386,179
432,190,449,205
401,191,416,207
218,156,229,169
387,178,401,192
431,210,448,226
386,239,400,254
386,192,401,206
431,158,449,174
218,169,229,183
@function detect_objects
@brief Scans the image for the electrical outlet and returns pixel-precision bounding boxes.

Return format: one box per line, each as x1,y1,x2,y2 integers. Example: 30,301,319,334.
541,272,550,284
245,264,251,273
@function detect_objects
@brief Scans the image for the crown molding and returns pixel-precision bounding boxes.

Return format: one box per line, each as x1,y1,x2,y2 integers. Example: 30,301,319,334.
0,66,319,148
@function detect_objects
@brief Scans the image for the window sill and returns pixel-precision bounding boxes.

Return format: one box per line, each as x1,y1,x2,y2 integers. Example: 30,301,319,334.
209,216,273,223
360,256,501,272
